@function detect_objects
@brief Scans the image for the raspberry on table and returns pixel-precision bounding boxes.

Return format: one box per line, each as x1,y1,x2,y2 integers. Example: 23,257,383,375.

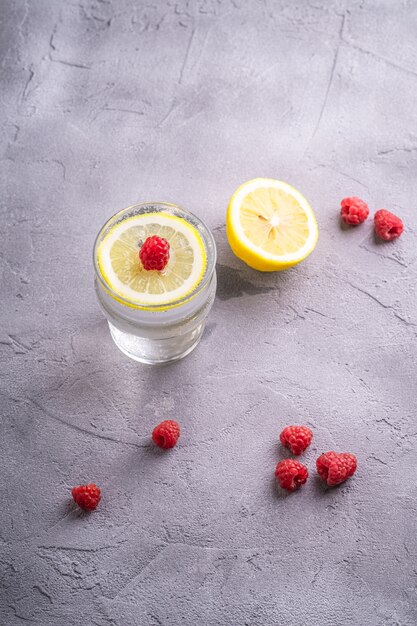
152,420,180,449
316,451,357,486
340,197,369,225
139,235,170,271
71,483,101,511
275,459,308,492
280,425,313,455
374,209,404,241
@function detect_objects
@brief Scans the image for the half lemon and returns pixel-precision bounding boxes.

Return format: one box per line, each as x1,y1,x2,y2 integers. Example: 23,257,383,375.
97,213,207,307
226,178,318,271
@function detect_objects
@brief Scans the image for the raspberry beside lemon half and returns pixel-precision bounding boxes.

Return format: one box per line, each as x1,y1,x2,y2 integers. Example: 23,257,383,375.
226,178,318,271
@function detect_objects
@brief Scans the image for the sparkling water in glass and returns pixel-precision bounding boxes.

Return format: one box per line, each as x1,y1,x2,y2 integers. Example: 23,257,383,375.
93,202,217,364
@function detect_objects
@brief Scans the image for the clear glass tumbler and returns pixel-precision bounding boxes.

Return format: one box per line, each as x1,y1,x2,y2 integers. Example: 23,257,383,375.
93,202,217,364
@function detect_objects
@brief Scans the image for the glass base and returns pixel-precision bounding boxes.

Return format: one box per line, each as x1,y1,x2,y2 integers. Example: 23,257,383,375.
108,321,205,364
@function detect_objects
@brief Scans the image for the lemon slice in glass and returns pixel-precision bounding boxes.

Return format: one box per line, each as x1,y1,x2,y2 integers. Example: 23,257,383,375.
97,213,207,306
226,178,318,271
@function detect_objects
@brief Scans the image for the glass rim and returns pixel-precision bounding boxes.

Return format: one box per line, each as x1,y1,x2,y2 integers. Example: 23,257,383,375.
93,201,217,311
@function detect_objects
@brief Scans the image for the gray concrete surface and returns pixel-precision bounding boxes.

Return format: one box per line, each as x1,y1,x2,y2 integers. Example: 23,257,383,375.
1,0,417,624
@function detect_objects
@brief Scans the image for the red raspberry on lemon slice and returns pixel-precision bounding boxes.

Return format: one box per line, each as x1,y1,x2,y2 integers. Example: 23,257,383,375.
280,425,313,456
139,235,170,271
316,451,357,486
72,483,101,511
152,420,180,449
275,459,309,492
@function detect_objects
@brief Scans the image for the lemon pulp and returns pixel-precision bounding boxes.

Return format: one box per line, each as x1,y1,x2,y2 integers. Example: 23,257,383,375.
226,178,318,271
97,213,207,307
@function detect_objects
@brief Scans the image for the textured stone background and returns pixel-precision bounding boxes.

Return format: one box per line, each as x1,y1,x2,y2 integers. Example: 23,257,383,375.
1,1,417,624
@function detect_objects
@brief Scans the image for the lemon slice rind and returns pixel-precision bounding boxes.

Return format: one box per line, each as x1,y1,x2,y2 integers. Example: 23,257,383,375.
98,213,207,307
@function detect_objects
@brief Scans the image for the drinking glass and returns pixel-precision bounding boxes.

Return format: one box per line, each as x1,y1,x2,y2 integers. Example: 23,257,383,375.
93,202,217,364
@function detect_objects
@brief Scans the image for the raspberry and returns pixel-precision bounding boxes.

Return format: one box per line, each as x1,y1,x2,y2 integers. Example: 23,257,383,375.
340,197,369,225
139,236,170,271
71,483,101,511
316,451,357,486
280,425,313,455
374,209,404,241
152,420,180,449
275,459,308,492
